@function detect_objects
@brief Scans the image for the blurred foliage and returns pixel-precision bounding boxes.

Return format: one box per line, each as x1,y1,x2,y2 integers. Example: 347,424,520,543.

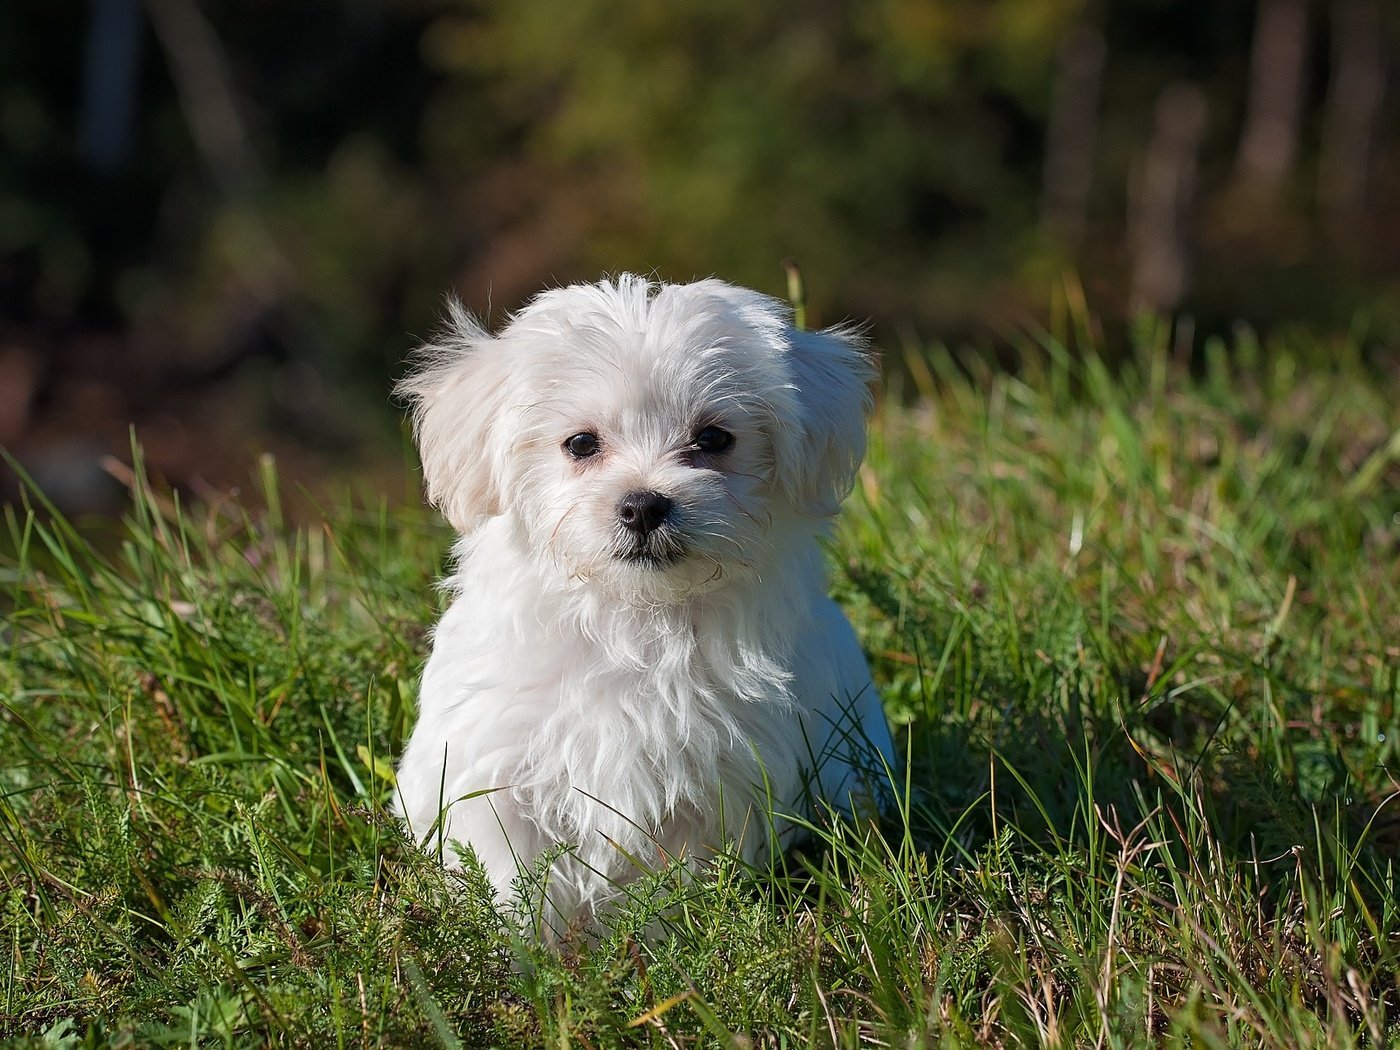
437,0,1077,324
2,0,1399,406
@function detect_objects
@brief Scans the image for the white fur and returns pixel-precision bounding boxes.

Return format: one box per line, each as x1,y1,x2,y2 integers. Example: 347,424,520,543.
393,275,894,932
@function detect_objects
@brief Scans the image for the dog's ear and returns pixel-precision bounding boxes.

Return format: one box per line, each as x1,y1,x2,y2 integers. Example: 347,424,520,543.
774,324,876,517
396,299,512,534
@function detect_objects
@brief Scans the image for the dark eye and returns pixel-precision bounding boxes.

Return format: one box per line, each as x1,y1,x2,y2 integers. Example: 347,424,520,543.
564,432,601,459
693,426,735,454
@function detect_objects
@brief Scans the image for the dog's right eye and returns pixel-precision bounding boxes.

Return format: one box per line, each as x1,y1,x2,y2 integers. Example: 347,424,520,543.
564,432,601,459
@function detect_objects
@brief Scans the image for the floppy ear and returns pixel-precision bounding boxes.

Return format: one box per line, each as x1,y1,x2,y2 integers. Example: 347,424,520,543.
396,298,513,534
774,324,876,517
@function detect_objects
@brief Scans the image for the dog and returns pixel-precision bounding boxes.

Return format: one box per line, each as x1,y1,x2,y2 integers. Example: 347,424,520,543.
392,275,894,933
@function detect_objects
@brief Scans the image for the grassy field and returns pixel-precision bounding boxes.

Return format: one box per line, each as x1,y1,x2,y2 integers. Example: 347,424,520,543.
2,317,1398,1047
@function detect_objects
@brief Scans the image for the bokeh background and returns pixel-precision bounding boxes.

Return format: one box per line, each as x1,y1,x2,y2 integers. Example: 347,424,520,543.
3,0,1398,511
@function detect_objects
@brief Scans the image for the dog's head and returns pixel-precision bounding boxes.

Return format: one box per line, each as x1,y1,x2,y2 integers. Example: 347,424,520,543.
398,275,873,600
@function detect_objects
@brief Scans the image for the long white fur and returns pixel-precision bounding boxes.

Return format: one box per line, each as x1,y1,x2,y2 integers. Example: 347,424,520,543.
393,275,894,932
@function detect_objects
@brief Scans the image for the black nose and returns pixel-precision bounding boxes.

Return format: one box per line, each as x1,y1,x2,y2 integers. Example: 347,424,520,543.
617,490,674,536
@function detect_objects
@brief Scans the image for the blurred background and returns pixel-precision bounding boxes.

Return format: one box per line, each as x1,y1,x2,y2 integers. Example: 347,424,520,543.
2,0,1397,511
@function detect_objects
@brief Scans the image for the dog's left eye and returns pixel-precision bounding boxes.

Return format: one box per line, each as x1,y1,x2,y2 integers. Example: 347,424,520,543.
692,426,735,454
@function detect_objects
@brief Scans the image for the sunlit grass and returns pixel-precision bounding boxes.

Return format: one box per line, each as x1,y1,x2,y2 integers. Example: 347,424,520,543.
2,319,1398,1046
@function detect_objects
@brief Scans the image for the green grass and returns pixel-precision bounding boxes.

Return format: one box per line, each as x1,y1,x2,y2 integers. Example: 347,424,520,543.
3,318,1399,1047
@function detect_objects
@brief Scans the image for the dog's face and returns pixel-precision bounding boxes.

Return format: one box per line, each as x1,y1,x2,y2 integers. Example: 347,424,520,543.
399,277,872,601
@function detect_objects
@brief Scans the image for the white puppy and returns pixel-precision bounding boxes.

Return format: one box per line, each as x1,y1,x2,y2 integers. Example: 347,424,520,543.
393,275,893,931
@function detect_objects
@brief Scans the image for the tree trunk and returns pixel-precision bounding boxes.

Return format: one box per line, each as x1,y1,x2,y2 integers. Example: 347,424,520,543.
1235,0,1309,194
1319,0,1387,247
1130,84,1208,315
1041,24,1106,249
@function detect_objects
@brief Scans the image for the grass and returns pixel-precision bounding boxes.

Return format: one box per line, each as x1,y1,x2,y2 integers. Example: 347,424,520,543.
2,314,1398,1046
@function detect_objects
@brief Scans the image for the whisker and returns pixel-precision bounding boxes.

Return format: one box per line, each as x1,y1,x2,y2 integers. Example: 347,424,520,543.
550,503,580,551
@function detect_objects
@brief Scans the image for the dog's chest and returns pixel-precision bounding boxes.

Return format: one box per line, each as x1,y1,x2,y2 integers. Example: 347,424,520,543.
511,614,794,832
529,632,746,769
